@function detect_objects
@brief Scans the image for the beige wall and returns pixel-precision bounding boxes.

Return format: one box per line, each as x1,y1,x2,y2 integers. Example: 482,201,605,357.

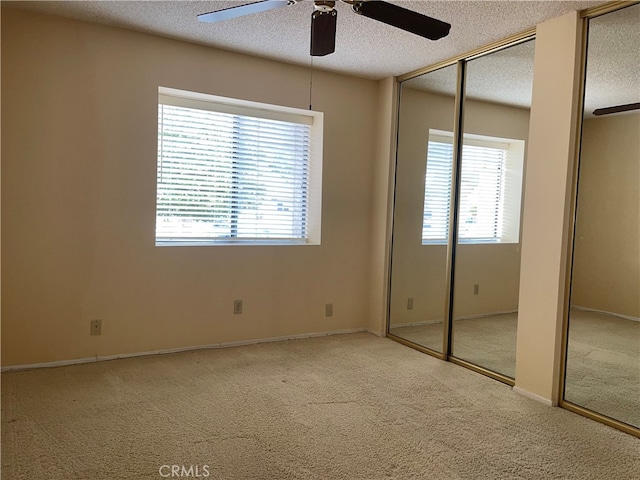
390,87,529,326
368,77,398,335
1,6,617,413
515,11,582,404
1,8,381,366
571,113,640,318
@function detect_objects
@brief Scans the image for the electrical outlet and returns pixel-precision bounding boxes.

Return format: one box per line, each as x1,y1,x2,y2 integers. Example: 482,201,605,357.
90,319,102,336
407,297,414,310
325,303,333,317
233,300,243,314
474,284,480,295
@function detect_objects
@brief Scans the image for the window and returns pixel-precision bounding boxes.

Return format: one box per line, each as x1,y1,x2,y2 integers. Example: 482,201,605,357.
422,130,524,244
156,87,323,246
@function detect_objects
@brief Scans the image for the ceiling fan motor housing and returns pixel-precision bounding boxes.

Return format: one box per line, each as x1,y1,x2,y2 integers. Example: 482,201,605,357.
314,1,336,13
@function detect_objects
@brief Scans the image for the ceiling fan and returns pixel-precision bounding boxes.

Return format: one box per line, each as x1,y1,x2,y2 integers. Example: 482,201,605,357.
592,102,640,116
197,0,451,56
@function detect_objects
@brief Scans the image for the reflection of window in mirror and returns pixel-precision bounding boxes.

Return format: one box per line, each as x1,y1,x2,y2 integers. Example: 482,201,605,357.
422,129,524,245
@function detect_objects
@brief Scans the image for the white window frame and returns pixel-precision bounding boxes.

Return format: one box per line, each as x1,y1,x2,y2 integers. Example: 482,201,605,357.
422,129,525,245
156,87,323,246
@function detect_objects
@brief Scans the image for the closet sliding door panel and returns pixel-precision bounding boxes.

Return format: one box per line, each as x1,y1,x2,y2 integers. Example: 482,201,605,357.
450,40,534,379
564,3,640,430
388,64,458,354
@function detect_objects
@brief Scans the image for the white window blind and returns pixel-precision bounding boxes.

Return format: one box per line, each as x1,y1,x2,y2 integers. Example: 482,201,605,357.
156,91,320,246
458,144,505,241
422,132,521,244
422,141,453,241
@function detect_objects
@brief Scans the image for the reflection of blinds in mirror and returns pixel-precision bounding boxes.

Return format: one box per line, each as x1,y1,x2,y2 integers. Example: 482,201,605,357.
422,134,518,244
458,144,504,241
423,141,453,242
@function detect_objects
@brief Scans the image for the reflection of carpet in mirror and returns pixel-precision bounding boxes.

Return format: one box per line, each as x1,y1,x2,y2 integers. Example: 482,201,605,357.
565,309,639,428
389,312,517,378
389,309,639,428
389,322,445,353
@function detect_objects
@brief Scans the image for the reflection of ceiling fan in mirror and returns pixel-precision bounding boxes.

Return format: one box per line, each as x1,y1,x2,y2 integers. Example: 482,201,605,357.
198,0,451,56
593,102,640,116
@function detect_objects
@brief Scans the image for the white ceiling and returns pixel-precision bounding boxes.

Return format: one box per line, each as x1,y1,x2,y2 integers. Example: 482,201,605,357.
583,5,640,115
7,1,638,114
402,3,639,116
403,39,536,109
9,0,604,80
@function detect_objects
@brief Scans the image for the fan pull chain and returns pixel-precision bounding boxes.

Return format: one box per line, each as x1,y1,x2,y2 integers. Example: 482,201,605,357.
309,56,314,110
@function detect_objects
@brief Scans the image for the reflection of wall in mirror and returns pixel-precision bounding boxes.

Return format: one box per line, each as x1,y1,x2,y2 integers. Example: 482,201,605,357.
571,112,640,318
391,87,529,325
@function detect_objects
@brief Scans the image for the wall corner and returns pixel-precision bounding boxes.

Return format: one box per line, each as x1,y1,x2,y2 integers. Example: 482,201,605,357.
367,77,398,335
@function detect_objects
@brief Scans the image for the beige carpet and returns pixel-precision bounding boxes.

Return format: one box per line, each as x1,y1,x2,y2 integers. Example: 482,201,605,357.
390,309,639,427
2,333,639,480
389,312,518,378
564,309,640,428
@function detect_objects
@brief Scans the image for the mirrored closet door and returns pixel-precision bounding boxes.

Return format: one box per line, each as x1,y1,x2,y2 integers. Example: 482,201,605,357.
387,64,458,355
450,40,534,380
388,35,535,384
564,3,640,431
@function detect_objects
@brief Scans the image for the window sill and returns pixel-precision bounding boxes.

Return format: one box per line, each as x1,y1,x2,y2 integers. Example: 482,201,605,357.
155,239,314,247
422,239,520,246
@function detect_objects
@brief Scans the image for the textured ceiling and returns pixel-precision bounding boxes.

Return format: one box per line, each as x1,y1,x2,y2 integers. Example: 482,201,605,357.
6,1,638,114
584,4,640,115
404,39,535,109
8,0,604,80
402,3,639,116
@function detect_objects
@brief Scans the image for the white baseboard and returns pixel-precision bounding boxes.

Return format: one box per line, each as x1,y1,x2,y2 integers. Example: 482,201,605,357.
513,386,556,407
1,328,372,372
390,319,443,329
456,309,518,321
571,305,639,322
390,310,518,329
365,328,385,337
